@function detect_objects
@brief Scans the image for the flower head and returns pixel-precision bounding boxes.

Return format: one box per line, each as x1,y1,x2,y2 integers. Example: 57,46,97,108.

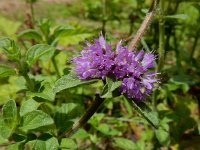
73,35,114,79
73,35,159,101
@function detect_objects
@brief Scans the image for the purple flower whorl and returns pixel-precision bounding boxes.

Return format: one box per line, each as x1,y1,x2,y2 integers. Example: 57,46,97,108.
73,35,159,101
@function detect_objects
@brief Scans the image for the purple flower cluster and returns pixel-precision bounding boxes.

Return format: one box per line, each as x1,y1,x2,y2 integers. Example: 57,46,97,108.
73,35,159,100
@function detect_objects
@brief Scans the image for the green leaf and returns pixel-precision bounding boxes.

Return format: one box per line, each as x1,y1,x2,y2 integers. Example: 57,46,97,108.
53,74,97,93
0,16,21,36
165,14,188,20
53,25,74,37
33,134,59,150
0,64,16,78
60,138,77,149
101,77,121,98
0,38,21,60
55,103,84,132
28,82,55,102
114,137,136,150
0,118,12,144
2,99,17,129
71,129,89,139
20,110,54,132
127,99,159,128
5,142,24,150
58,27,92,46
96,124,120,136
18,29,43,42
155,123,170,146
20,99,40,117
26,44,55,66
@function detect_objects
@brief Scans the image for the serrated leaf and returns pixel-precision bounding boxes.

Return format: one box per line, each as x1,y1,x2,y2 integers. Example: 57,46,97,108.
60,138,77,149
127,99,159,128
0,64,16,78
26,44,55,66
18,29,43,42
53,74,97,93
20,110,54,132
20,99,40,117
114,137,136,150
2,99,17,129
101,77,121,98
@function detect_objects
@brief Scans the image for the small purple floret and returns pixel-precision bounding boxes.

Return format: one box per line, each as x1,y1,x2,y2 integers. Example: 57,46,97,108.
73,35,159,101
73,35,114,79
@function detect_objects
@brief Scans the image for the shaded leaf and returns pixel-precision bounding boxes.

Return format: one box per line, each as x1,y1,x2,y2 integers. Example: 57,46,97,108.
55,103,84,132
127,99,159,128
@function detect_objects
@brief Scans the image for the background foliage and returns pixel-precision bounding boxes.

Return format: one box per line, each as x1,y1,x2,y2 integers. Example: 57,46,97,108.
0,0,200,149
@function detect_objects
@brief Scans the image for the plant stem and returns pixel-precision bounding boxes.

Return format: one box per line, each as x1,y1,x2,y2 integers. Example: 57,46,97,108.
18,60,34,91
191,31,199,59
102,0,107,36
52,56,61,78
58,95,105,139
152,0,165,109
128,0,158,50
157,0,165,72
30,2,35,25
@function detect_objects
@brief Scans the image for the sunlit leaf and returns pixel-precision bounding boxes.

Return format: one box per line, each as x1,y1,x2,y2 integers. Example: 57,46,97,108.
20,110,54,132
26,44,55,66
54,73,97,93
2,99,17,129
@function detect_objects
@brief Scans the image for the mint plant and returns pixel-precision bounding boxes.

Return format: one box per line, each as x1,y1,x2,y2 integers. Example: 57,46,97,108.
0,0,200,149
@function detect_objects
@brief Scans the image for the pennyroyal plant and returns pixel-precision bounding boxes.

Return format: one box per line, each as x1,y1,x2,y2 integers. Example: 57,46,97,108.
73,35,159,101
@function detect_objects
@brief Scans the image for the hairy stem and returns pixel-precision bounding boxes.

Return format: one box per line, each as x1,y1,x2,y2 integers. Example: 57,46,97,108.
191,31,199,59
18,60,34,91
128,0,158,50
157,0,165,72
52,56,61,78
58,95,105,139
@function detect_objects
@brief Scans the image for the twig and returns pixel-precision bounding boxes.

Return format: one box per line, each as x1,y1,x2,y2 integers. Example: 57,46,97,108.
58,95,105,139
128,0,158,50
